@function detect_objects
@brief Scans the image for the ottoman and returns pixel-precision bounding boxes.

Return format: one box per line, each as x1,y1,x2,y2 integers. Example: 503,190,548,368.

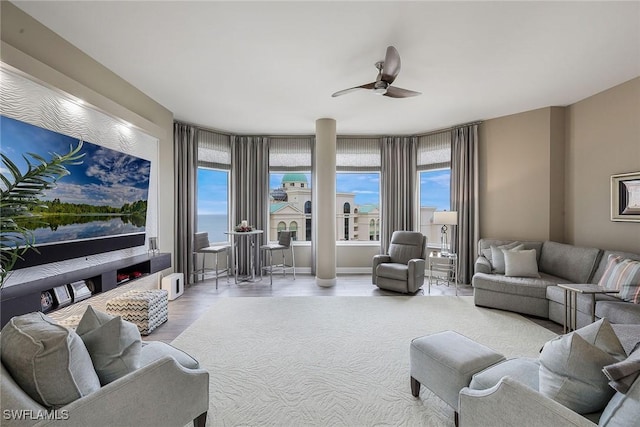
106,289,168,335
410,331,505,423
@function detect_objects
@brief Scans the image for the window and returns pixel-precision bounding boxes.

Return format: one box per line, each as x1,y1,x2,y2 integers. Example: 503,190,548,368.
417,131,451,246
269,172,312,242
277,221,286,240
419,169,451,246
197,129,231,244
197,168,229,243
268,137,312,242
336,172,380,241
336,137,380,243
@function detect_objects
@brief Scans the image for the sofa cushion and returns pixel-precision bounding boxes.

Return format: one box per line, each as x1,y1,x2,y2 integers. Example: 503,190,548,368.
376,263,408,281
470,357,540,391
596,300,640,325
0,312,101,409
539,319,627,414
140,341,199,369
490,242,524,273
76,305,142,385
504,249,540,278
473,272,568,299
539,241,601,284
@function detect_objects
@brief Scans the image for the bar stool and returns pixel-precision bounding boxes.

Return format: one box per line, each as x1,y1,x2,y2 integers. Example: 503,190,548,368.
260,231,295,285
192,232,231,289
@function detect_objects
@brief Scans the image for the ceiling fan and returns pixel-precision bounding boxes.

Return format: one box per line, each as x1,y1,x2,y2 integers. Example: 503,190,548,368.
332,46,421,98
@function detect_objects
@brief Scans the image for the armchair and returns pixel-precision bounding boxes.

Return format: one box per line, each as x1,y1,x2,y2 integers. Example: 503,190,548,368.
372,231,427,293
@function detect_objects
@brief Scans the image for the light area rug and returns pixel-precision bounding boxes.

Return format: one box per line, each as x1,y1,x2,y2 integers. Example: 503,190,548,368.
171,296,557,427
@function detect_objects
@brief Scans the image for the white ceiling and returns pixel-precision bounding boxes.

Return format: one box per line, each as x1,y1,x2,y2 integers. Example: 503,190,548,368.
13,1,640,135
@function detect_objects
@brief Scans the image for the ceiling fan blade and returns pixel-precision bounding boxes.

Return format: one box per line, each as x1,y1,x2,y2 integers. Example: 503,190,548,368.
331,82,375,97
381,46,401,84
384,86,421,98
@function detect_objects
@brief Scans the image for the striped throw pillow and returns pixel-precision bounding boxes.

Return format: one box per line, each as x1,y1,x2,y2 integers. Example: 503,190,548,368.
599,255,624,290
598,255,640,304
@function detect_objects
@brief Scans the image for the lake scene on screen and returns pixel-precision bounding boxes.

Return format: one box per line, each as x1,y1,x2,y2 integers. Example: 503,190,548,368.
1,115,151,246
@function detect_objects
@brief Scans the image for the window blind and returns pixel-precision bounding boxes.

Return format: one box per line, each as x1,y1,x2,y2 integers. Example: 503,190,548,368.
269,137,312,171
336,137,381,171
198,129,231,169
417,131,451,171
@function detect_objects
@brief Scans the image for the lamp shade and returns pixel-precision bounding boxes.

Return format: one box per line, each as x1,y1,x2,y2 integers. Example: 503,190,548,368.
433,211,458,225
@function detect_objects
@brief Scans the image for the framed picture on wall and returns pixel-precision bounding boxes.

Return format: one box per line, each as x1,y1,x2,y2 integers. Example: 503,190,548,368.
611,171,640,222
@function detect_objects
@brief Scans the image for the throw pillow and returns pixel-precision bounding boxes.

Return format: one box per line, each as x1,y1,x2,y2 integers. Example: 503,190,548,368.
614,260,640,304
599,254,624,290
603,345,640,394
490,242,524,274
503,249,540,278
539,319,627,414
598,345,640,427
0,312,101,408
574,318,627,359
76,305,142,385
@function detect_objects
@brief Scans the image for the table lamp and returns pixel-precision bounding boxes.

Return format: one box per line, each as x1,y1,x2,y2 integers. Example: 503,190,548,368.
433,211,457,255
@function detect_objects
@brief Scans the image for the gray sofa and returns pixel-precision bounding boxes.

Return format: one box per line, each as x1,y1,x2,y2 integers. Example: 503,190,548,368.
472,238,640,327
1,311,209,427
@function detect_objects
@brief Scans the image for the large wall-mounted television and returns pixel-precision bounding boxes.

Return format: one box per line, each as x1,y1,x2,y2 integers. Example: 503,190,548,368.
1,115,151,269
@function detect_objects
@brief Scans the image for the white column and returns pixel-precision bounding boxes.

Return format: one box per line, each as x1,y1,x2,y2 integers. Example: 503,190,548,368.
314,118,337,287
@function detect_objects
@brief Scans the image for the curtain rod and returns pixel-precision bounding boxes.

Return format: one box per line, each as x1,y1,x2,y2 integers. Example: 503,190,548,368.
175,120,483,139
415,121,483,138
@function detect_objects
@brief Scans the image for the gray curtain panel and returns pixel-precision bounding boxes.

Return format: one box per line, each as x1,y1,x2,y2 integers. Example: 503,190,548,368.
231,136,269,275
380,136,418,253
174,122,198,283
451,124,479,284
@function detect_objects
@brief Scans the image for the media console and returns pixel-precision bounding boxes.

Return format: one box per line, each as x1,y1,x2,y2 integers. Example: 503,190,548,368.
0,252,171,327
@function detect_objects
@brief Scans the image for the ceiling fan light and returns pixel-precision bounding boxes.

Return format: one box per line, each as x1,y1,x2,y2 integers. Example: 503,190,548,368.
373,87,387,95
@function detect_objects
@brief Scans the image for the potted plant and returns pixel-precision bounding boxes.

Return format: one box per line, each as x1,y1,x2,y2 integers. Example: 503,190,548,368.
0,141,84,286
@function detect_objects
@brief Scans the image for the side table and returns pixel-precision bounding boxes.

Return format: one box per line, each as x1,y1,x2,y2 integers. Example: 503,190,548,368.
428,252,458,296
557,284,619,333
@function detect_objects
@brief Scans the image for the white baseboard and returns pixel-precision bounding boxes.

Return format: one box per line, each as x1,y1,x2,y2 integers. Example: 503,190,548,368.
337,267,372,274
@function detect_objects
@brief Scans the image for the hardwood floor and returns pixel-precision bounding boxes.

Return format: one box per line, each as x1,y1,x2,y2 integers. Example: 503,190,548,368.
148,273,563,343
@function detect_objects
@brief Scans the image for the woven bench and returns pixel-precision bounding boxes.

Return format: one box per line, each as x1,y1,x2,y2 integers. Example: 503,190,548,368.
106,289,168,335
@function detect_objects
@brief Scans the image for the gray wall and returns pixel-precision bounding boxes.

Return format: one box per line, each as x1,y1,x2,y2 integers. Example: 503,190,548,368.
479,77,640,253
565,77,640,253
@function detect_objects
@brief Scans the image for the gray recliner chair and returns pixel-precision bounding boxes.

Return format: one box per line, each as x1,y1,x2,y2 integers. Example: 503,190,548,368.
372,231,427,293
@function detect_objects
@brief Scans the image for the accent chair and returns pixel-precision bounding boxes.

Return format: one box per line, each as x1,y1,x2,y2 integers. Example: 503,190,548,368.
372,231,427,293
